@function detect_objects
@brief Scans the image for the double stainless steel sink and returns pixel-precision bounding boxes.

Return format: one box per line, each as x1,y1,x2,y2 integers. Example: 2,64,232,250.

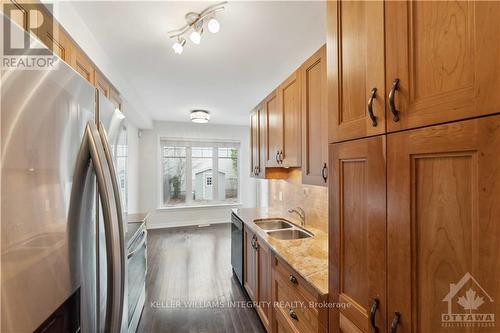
254,218,313,240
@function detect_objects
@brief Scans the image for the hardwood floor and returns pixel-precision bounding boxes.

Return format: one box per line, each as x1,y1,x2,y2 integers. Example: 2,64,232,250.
137,223,266,333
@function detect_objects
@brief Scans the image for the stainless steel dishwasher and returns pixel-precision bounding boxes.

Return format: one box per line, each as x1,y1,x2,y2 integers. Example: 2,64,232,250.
231,213,244,286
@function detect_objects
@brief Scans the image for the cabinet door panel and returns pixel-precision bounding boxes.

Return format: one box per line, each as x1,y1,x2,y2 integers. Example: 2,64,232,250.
95,70,110,98
387,115,500,333
385,1,500,131
244,228,257,302
302,45,328,186
71,47,95,84
4,0,29,30
266,91,281,167
328,0,386,143
258,105,267,178
280,71,301,167
250,110,259,177
109,88,122,111
329,136,386,333
256,239,272,331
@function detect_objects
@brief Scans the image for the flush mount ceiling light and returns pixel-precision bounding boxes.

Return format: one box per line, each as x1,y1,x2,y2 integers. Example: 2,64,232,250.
168,2,226,54
190,110,211,123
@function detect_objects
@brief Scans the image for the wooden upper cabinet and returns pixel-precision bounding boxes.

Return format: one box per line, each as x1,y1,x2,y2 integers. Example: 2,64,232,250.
279,71,301,167
329,136,387,333
385,1,500,132
250,109,260,177
301,45,328,186
34,7,72,63
257,104,268,178
3,0,29,30
328,0,386,143
387,115,500,333
95,70,110,98
266,90,282,167
70,46,95,85
109,87,122,111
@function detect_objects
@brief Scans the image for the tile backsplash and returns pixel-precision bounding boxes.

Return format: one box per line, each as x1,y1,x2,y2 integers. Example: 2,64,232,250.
267,169,328,233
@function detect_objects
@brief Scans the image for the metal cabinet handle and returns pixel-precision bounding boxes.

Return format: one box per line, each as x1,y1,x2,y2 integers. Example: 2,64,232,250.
288,309,298,320
276,151,280,164
367,88,378,127
321,163,328,182
70,121,124,333
289,275,298,284
369,298,380,333
390,312,401,333
279,150,284,164
389,78,400,122
251,235,258,250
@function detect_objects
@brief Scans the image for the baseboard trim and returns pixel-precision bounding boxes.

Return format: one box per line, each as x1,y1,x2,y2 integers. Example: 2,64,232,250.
147,218,231,229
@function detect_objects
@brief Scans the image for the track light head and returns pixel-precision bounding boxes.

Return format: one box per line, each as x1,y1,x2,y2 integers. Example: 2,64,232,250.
172,37,186,54
207,18,220,33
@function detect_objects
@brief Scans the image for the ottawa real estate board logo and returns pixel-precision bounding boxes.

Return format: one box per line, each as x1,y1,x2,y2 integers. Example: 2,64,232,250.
2,2,57,70
441,272,495,328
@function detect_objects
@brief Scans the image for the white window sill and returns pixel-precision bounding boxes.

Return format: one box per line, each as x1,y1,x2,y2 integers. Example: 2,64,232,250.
157,202,242,211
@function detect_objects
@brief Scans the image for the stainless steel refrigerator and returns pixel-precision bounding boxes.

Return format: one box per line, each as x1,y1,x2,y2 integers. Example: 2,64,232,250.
1,17,127,333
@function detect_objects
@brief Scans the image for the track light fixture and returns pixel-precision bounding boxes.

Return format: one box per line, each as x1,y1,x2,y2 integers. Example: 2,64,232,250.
168,2,226,54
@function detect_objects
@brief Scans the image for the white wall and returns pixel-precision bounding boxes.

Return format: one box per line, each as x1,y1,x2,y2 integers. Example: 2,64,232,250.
52,2,153,129
127,122,140,213
139,121,255,229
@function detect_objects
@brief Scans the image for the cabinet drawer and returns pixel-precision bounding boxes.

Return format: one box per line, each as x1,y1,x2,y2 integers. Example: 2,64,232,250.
275,304,300,333
275,274,325,333
274,256,317,304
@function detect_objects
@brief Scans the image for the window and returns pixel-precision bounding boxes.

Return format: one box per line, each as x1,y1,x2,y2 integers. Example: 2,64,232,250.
114,127,128,212
160,139,240,207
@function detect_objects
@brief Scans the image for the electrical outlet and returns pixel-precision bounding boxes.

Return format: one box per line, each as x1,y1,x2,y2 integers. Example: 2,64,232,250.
278,191,283,201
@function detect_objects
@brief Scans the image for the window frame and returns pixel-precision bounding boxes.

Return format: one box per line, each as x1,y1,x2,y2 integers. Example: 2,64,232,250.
156,136,242,209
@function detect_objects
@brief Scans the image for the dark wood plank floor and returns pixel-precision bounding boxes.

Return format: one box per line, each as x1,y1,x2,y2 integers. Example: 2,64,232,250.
137,223,266,333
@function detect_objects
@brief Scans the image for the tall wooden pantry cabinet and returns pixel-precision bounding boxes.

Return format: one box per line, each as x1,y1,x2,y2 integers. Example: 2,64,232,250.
328,1,500,333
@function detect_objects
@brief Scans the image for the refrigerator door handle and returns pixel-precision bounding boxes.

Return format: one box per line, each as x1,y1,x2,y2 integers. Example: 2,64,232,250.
98,122,126,331
70,121,124,333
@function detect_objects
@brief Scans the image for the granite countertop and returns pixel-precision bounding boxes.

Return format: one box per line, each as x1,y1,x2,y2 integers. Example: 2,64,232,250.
232,207,328,296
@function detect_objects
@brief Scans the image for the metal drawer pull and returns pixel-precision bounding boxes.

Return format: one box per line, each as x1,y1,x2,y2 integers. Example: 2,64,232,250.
390,312,401,333
369,298,380,333
367,88,378,127
289,275,298,284
389,78,400,122
321,163,328,182
288,309,298,320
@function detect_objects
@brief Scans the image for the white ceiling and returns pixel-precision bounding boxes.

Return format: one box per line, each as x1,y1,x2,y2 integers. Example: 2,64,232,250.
69,1,326,126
